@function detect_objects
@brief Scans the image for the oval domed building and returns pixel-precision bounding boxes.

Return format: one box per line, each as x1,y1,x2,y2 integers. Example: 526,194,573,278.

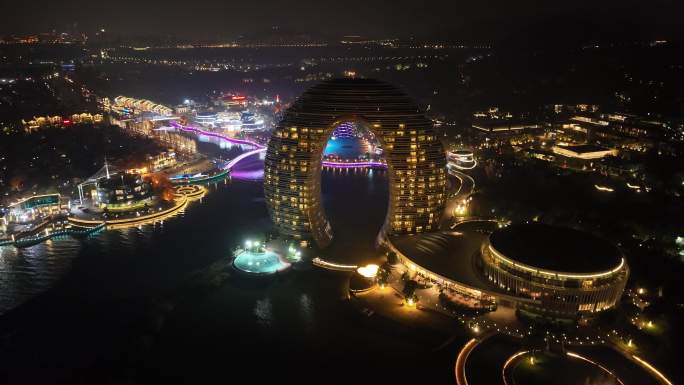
480,223,629,318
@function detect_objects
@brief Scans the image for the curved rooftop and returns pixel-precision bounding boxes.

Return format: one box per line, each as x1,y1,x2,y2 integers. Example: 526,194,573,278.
489,223,623,274
285,78,427,117
390,231,490,289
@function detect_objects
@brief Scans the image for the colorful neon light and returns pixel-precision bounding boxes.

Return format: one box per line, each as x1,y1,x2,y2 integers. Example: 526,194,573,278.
322,160,386,168
172,121,387,170
169,121,264,149
225,148,267,170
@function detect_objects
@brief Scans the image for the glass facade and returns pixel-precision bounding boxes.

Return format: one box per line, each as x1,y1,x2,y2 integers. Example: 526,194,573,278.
17,194,60,210
480,244,629,317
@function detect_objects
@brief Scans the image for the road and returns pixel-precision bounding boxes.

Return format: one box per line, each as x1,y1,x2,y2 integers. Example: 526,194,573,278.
441,166,476,228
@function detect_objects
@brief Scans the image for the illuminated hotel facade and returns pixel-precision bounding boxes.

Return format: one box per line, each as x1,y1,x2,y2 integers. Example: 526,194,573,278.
264,78,447,248
480,224,629,317
389,224,629,319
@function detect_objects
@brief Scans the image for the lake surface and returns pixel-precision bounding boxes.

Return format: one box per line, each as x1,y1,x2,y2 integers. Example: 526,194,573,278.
0,146,386,314
0,139,460,384
323,136,368,159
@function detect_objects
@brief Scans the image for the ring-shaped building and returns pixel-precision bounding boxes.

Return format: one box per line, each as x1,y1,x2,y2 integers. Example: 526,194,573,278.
264,78,447,248
480,223,629,317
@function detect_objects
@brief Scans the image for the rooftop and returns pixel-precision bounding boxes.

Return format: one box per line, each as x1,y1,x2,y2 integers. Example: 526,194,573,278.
97,173,145,189
390,230,492,290
489,223,623,274
554,144,611,154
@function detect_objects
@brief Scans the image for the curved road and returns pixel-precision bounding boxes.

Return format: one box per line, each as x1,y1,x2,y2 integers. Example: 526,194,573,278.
442,166,476,228
455,332,496,385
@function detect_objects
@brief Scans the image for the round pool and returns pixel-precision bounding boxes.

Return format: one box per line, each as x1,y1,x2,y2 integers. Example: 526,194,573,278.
233,250,289,275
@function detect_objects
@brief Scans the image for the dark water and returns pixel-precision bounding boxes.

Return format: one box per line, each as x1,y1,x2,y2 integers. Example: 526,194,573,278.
0,132,386,314
322,167,389,264
0,156,388,314
0,239,81,313
0,173,268,315
0,150,458,384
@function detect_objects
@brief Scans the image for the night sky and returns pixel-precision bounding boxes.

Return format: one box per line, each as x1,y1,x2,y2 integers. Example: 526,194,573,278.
2,0,684,42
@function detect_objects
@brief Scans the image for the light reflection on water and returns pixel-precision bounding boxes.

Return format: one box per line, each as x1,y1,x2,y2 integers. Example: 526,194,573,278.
0,239,80,314
299,293,315,333
0,206,193,314
253,297,273,327
0,137,389,316
196,134,253,152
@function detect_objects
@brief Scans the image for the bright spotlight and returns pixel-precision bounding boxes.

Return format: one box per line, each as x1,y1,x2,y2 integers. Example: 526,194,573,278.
357,264,380,278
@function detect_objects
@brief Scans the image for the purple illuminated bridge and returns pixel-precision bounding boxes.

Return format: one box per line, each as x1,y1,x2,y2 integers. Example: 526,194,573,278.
171,122,387,170
170,121,265,149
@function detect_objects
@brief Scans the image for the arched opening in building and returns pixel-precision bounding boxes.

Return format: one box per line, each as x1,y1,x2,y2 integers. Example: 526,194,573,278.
263,78,447,252
320,120,388,264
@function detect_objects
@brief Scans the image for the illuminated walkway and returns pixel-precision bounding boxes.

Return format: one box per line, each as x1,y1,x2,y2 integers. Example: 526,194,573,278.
69,196,190,230
224,148,267,170
170,121,265,148
224,150,386,171
1,223,106,248
171,121,386,170
321,160,386,169
455,334,495,385
312,257,357,271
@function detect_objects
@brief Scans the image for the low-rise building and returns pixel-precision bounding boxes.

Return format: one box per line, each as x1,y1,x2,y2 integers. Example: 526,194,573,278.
552,144,617,160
